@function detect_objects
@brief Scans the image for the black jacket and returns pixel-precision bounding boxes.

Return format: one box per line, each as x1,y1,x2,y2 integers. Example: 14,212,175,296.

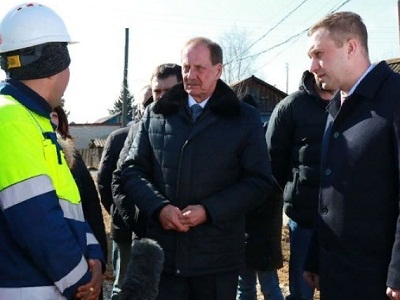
244,185,283,271
118,80,273,276
97,126,133,242
266,71,330,228
72,152,108,272
112,123,147,238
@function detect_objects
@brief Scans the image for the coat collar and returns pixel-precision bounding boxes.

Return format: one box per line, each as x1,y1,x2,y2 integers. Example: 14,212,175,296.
153,79,241,117
326,60,393,118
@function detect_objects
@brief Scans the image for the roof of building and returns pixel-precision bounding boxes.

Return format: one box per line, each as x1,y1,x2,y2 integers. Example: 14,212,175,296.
89,138,107,148
94,112,120,124
230,75,287,97
386,57,400,73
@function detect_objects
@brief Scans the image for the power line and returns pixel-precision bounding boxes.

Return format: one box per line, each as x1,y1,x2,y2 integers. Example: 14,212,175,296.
243,0,310,54
229,0,352,66
224,0,310,67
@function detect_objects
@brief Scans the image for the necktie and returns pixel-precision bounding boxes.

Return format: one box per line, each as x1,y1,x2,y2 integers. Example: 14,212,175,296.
191,104,203,121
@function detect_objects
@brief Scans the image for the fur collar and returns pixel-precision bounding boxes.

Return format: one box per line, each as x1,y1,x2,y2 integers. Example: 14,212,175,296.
57,134,76,169
153,79,241,117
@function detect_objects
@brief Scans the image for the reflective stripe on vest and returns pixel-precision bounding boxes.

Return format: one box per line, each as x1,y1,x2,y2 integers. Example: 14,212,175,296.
86,232,98,246
0,286,66,300
0,175,53,210
59,198,85,222
54,255,88,294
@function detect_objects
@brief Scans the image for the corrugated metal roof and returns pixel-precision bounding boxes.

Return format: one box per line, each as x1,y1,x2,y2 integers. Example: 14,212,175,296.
386,57,400,74
90,138,107,148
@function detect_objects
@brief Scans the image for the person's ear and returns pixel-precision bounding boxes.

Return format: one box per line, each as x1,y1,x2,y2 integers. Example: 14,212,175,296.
346,38,358,57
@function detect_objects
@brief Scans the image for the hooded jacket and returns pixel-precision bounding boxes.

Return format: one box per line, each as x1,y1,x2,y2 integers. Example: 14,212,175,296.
266,71,330,228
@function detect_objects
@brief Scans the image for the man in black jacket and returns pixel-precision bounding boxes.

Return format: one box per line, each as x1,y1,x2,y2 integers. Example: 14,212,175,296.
117,37,273,300
98,64,182,300
266,70,335,300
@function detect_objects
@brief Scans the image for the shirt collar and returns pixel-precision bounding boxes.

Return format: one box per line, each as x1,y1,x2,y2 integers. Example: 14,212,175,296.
346,63,376,97
188,94,209,108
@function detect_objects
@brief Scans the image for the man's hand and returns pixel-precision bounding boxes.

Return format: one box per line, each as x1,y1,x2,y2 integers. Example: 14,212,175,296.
159,204,189,232
181,205,207,227
75,259,103,300
303,271,319,291
387,287,400,300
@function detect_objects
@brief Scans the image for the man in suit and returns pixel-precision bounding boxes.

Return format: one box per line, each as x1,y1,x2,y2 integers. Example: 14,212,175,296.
304,11,400,300
98,63,182,300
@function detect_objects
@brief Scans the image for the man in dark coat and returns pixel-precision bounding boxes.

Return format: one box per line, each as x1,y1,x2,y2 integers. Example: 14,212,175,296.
117,37,273,300
98,64,182,299
266,70,335,300
304,11,400,300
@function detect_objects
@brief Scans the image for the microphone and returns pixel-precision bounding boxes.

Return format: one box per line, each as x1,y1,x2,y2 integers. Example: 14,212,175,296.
119,238,165,300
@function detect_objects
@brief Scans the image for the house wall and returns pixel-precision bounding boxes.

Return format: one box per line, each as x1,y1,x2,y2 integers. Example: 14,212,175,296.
70,124,120,150
231,76,287,114
70,124,121,168
78,147,103,169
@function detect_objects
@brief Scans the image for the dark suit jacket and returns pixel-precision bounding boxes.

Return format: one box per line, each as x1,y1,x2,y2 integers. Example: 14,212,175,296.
305,61,400,299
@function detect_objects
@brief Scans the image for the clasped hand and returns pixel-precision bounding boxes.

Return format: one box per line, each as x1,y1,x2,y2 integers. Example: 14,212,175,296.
159,204,207,232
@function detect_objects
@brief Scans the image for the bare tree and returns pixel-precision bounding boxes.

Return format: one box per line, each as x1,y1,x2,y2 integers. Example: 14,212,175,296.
219,25,255,84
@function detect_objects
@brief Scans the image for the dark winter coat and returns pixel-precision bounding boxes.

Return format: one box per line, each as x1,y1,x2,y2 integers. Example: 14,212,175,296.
305,61,400,300
119,80,273,276
113,122,148,238
71,152,108,264
244,185,283,271
97,126,133,242
266,71,330,228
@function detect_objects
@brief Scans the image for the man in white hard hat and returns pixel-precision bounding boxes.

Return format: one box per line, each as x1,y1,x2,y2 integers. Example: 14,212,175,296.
0,3,104,300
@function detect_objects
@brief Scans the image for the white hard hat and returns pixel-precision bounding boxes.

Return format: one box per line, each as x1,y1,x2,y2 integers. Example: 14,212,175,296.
0,3,72,53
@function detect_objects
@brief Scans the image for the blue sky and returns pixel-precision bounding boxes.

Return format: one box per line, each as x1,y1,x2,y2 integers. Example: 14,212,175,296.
1,0,398,123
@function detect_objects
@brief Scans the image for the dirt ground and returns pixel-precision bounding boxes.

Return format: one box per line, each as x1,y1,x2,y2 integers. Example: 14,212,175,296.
100,205,320,299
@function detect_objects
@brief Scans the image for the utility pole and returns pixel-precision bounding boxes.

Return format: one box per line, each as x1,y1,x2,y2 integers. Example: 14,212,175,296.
121,28,129,127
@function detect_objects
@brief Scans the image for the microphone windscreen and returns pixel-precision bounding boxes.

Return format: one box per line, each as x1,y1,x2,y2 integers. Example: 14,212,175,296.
119,238,164,300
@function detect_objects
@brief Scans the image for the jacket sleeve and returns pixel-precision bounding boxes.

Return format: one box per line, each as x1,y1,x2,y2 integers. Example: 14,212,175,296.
118,114,170,219
97,132,116,214
112,123,150,232
265,98,295,190
72,152,108,268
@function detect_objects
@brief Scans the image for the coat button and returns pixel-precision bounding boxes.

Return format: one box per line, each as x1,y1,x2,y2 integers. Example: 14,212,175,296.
321,205,328,214
325,168,332,176
176,269,181,274
333,132,340,138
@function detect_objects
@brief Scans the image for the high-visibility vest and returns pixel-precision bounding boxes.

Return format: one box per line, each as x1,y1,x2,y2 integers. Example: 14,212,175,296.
0,82,102,300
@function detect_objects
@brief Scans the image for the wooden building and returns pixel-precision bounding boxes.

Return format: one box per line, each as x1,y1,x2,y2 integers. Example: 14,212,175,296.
230,75,287,122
